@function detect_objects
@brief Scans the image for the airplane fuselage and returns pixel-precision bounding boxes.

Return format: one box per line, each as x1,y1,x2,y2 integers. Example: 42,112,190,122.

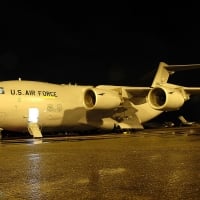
0,79,166,136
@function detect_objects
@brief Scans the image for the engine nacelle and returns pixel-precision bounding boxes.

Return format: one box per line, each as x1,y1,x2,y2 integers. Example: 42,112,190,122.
147,86,185,111
84,88,122,110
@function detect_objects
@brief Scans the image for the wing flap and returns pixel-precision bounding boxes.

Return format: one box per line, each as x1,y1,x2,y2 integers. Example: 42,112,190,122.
124,87,151,97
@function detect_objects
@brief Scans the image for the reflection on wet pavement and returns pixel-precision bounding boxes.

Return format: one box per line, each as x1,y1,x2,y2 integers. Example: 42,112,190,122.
1,127,200,199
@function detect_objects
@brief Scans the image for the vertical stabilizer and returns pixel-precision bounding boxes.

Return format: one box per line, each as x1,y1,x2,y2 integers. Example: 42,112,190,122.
151,62,200,87
151,62,171,87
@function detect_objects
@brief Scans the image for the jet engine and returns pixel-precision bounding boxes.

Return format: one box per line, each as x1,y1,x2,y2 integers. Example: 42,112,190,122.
84,88,122,110
147,86,185,111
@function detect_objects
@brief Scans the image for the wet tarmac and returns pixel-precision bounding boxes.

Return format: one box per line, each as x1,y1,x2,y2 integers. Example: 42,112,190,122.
1,127,200,199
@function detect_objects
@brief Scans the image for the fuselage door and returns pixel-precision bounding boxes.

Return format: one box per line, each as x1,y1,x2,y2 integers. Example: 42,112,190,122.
28,108,39,123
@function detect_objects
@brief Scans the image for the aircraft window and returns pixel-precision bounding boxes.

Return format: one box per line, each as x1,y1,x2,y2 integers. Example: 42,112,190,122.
0,87,5,94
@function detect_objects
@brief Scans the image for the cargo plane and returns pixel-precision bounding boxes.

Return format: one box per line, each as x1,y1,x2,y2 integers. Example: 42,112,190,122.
0,62,200,138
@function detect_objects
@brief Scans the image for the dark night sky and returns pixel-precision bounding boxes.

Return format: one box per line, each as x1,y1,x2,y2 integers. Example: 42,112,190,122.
1,3,200,122
1,4,200,86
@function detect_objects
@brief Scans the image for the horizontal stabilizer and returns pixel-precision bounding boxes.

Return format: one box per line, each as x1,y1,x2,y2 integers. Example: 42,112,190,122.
165,64,200,71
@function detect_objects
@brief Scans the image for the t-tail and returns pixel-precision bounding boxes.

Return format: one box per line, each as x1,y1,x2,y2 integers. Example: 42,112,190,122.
151,62,200,87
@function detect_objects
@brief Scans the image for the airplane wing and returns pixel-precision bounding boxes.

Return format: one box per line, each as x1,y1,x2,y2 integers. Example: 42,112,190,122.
91,62,200,129
123,86,200,98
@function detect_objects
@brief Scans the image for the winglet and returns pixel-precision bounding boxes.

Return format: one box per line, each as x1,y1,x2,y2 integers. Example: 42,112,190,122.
151,62,200,87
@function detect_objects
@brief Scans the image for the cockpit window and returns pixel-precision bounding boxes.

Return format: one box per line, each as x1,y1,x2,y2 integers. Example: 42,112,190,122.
0,87,5,94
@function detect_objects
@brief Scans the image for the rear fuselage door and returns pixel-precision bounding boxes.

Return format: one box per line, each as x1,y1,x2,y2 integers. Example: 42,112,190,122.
28,108,39,123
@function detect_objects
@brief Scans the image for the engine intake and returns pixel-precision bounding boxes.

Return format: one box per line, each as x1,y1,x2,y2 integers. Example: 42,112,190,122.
84,88,122,110
147,86,185,111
